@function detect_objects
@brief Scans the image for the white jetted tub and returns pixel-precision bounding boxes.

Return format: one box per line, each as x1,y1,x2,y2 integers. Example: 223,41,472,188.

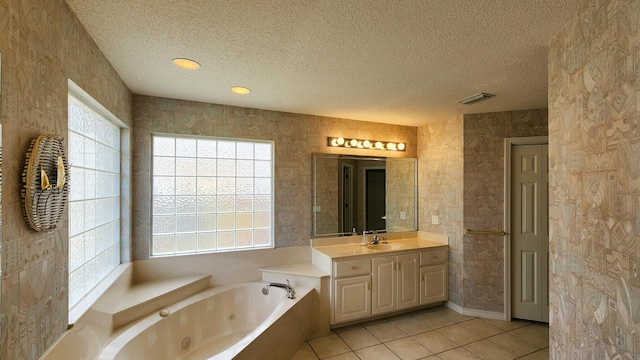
99,282,312,360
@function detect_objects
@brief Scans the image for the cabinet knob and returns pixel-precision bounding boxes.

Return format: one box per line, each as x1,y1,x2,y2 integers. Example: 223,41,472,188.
433,256,438,259
351,265,359,270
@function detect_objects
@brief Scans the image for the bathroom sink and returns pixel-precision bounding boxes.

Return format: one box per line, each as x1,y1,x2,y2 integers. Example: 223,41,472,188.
366,243,405,251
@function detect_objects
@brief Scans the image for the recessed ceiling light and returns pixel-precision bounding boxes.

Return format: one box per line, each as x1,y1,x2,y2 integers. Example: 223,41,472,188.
172,58,201,70
231,86,251,95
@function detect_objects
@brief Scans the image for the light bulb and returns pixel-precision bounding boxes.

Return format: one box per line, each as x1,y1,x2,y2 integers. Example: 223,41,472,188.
398,143,406,151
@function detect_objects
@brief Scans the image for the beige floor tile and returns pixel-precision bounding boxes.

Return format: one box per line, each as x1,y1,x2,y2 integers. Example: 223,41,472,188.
391,316,432,336
308,330,337,339
337,327,380,350
292,342,319,360
459,318,503,337
527,322,550,336
362,318,390,327
437,324,483,345
433,308,476,323
509,325,549,348
520,347,549,359
385,337,433,360
334,323,364,333
387,313,413,321
413,312,455,329
420,356,442,360
480,318,530,331
325,352,360,360
366,322,408,342
355,344,401,360
308,334,352,359
487,332,540,356
464,339,517,360
412,331,459,354
437,347,482,360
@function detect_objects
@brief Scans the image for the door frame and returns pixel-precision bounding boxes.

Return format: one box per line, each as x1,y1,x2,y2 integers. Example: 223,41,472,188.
362,166,386,230
340,163,354,233
503,136,548,321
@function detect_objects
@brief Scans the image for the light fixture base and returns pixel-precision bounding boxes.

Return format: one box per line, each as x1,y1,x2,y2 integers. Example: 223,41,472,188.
457,92,494,105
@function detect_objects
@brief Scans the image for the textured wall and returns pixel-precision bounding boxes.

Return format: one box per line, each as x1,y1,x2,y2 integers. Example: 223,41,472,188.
132,95,417,260
418,116,464,306
0,0,133,358
463,109,547,312
386,158,417,232
549,0,640,358
314,155,340,235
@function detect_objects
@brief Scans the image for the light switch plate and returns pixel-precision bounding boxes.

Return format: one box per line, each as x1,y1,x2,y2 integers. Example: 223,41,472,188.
432,215,439,225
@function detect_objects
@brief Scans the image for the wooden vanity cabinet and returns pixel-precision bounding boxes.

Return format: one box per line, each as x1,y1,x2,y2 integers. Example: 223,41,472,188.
419,248,448,304
330,246,448,325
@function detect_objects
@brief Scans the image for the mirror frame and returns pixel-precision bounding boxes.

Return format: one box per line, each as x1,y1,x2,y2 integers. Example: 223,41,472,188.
312,153,417,238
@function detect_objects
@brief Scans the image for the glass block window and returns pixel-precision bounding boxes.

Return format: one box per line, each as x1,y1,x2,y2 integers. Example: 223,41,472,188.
151,135,274,255
68,93,121,309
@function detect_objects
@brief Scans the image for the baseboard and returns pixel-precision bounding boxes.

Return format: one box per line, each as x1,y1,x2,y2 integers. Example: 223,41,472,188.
445,301,506,321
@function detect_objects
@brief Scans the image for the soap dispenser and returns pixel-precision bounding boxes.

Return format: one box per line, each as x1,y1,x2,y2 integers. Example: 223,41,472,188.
361,231,369,246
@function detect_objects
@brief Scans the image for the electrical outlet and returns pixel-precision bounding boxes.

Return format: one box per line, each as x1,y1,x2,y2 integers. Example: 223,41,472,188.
432,215,439,225
400,211,406,220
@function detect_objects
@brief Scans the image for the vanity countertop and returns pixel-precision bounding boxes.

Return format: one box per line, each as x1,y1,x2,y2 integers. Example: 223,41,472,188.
312,237,447,259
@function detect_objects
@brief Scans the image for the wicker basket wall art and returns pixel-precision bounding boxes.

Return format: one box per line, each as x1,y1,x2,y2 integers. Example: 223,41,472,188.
21,135,70,232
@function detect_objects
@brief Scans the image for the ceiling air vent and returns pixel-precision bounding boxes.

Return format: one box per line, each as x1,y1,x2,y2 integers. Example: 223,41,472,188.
457,92,494,105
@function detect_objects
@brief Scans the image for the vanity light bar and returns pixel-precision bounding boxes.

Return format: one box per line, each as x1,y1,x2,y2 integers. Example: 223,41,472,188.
327,137,406,152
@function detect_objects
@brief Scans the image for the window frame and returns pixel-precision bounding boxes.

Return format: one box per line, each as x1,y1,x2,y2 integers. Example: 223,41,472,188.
150,133,275,256
67,81,129,315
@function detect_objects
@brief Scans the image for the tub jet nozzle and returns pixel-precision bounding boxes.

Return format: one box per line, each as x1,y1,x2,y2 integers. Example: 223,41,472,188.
262,286,270,295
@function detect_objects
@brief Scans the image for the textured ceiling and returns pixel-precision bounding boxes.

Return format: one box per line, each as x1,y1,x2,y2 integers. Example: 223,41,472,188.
64,0,581,126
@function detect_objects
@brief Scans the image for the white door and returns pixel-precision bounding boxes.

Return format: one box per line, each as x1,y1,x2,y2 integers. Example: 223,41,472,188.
420,264,447,304
397,254,420,310
372,256,396,315
334,276,371,323
511,144,549,322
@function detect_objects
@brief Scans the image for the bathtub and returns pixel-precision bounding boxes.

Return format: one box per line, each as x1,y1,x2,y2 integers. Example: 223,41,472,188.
98,282,312,360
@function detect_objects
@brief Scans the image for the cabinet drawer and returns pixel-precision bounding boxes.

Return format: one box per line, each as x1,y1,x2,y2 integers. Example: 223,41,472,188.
334,259,371,278
420,249,447,266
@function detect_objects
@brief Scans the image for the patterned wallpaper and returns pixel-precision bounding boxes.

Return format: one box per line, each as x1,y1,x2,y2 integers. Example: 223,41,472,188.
386,158,417,232
463,109,547,313
313,155,340,235
418,116,464,306
0,0,133,358
549,0,640,358
132,95,417,260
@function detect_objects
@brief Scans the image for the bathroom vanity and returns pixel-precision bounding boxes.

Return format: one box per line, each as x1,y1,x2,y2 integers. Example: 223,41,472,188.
311,233,448,325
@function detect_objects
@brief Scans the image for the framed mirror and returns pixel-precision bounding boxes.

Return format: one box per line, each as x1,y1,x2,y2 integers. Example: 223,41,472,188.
312,153,417,237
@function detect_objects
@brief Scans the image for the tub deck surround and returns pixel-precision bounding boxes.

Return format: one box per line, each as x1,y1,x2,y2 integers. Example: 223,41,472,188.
98,283,313,360
96,274,212,329
260,263,332,338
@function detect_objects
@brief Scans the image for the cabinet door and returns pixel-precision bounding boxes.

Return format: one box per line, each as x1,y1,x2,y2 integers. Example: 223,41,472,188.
420,264,448,305
397,253,420,310
372,256,396,315
334,275,371,323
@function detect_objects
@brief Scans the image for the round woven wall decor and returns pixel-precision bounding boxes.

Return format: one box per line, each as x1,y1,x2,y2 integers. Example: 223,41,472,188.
22,135,70,232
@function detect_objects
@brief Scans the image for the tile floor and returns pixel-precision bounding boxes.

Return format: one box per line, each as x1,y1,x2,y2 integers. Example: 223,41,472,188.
293,305,549,360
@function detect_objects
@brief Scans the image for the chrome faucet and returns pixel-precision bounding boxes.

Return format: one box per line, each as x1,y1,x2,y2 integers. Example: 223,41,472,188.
369,235,380,245
262,279,295,299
